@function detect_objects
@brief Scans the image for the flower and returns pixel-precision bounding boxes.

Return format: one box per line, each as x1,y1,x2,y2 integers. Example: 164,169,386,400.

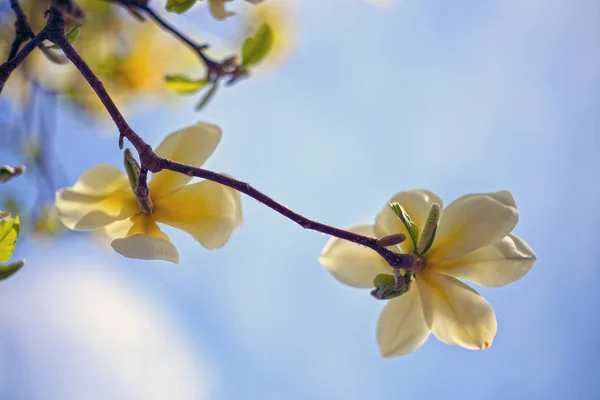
55,122,242,264
319,190,536,357
207,0,263,20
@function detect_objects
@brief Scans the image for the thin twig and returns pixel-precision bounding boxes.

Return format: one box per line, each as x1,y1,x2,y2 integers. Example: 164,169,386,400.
0,30,47,94
7,0,35,62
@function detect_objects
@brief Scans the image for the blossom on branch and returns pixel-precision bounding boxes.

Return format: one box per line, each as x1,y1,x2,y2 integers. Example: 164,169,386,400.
319,190,536,357
55,122,242,263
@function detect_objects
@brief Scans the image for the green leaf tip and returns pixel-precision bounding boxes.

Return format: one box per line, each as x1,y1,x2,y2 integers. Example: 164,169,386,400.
241,23,275,67
389,202,419,252
164,74,207,94
43,25,81,50
0,260,24,281
166,0,197,14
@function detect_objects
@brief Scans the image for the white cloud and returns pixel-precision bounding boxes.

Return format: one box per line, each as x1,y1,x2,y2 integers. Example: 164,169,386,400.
0,260,212,400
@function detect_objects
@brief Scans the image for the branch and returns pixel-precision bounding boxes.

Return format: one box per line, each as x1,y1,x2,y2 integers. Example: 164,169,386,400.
7,0,35,62
112,1,245,84
0,30,47,94
46,7,415,271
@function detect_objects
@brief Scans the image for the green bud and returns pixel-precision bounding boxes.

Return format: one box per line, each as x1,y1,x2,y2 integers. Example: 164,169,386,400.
371,273,412,300
389,202,419,252
416,203,441,255
0,165,25,183
123,148,141,193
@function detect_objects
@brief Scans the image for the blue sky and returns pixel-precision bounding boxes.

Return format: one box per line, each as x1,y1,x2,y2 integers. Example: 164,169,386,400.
1,0,600,399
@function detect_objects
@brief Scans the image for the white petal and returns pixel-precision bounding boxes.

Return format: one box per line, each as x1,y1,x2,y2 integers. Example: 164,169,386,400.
433,234,536,288
374,189,443,253
425,191,518,264
55,165,138,231
153,178,242,250
377,284,430,357
417,270,496,350
101,218,135,241
149,122,222,199
111,234,179,264
319,224,390,288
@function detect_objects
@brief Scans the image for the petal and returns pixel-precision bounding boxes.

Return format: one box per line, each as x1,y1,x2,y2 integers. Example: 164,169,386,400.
425,191,518,264
319,224,390,288
208,0,235,20
374,190,443,253
110,214,179,263
101,218,135,241
377,284,431,357
417,270,497,350
149,122,222,199
153,178,242,250
55,165,138,231
432,234,536,288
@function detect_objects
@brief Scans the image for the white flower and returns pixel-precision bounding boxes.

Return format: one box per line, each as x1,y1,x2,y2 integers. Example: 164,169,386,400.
55,122,242,264
319,190,536,357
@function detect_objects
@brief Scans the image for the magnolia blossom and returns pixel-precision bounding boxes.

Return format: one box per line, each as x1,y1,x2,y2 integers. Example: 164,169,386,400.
207,0,263,20
319,190,536,357
55,122,242,264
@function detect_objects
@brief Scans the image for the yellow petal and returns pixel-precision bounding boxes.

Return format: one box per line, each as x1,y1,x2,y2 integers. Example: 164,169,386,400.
374,189,443,253
55,165,138,230
319,224,390,288
102,218,135,241
377,284,430,357
153,178,242,250
110,214,179,263
149,122,222,199
425,191,518,264
417,270,497,350
432,234,536,288
208,0,235,20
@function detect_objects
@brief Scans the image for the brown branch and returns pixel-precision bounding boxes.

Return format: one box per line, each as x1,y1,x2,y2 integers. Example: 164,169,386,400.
44,6,415,271
7,0,36,61
0,30,47,94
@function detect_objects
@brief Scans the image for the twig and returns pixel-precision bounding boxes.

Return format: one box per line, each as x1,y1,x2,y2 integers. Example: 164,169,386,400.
7,0,35,62
0,30,47,94
45,6,415,271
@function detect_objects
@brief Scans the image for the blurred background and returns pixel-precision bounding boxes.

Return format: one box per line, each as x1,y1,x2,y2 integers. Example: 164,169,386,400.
1,0,599,398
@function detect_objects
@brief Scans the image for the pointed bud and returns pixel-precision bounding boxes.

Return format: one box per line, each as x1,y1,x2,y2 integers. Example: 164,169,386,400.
416,203,441,255
377,233,407,247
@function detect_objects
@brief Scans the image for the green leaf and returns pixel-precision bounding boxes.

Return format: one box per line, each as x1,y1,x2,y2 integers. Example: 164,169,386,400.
166,0,197,14
241,23,275,67
196,82,218,110
389,202,419,252
0,260,24,280
123,148,141,193
164,74,207,94
416,203,441,255
0,215,20,263
43,25,81,50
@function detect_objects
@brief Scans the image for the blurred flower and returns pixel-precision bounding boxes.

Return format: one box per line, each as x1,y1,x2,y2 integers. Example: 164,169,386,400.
207,0,263,20
0,0,195,118
55,122,242,263
319,190,536,357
